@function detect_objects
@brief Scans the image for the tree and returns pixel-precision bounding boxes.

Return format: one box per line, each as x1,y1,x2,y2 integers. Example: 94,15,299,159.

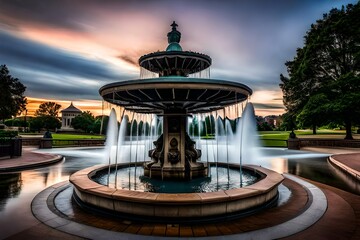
0,65,27,121
96,115,108,135
32,102,62,131
278,112,296,131
296,94,330,134
72,111,96,133
4,118,26,127
41,115,61,130
35,102,61,117
280,3,360,139
29,115,61,131
29,116,43,132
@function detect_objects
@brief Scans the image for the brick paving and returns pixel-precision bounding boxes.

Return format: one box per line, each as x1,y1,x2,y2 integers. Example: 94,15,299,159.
282,180,360,240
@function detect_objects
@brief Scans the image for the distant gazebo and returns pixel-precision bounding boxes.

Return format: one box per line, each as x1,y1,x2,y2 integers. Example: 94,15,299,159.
60,102,82,130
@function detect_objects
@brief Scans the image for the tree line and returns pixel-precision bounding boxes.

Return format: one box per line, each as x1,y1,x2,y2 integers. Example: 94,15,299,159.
0,64,106,133
280,3,360,139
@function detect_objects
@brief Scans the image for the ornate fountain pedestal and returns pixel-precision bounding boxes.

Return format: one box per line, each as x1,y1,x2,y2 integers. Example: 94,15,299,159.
100,21,252,181
144,112,207,180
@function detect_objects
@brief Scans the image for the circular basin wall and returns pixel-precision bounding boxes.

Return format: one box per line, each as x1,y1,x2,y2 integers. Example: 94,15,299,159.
70,164,283,220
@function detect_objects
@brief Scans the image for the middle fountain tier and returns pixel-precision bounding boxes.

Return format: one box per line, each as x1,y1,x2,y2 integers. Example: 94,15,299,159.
99,21,252,180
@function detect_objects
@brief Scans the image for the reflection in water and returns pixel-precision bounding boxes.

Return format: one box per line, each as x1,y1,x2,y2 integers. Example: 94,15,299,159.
250,148,360,195
284,156,360,195
0,148,104,239
327,159,360,194
0,173,22,212
269,158,288,174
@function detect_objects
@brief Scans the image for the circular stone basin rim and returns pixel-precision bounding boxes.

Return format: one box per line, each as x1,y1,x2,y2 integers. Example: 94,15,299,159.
70,164,284,218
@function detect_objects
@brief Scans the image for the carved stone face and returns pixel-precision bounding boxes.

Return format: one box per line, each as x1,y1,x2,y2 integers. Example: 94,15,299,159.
170,138,178,148
168,151,180,164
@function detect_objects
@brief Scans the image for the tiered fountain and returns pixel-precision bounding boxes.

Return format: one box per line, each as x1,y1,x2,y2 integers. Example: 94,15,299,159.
70,22,284,221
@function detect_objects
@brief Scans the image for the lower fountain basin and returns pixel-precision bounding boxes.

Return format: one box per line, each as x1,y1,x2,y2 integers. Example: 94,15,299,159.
70,164,284,221
92,164,258,193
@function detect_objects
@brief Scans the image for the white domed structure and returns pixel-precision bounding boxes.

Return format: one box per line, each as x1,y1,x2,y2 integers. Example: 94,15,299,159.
60,102,82,131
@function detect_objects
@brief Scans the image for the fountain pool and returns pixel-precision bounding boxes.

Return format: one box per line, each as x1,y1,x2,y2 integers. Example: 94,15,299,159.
93,165,258,193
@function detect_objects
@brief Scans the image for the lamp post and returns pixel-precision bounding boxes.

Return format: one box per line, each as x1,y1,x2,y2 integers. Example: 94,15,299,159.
24,109,27,132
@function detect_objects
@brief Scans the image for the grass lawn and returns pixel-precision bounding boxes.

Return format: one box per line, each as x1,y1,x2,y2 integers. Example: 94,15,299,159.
258,129,354,147
51,133,105,140
258,131,292,147
21,130,356,148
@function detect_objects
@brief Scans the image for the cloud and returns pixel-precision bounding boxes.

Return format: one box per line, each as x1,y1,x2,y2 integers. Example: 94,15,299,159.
0,0,95,31
117,55,138,67
0,31,128,80
253,103,284,110
0,31,136,99
0,0,357,116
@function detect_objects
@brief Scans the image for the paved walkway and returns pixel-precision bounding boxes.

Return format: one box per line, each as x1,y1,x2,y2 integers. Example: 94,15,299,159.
1,146,360,239
0,148,63,172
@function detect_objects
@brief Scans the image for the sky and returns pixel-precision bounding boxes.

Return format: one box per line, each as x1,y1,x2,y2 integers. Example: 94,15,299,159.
0,0,357,117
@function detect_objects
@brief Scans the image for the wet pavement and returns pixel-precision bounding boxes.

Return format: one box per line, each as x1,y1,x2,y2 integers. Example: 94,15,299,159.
1,146,360,239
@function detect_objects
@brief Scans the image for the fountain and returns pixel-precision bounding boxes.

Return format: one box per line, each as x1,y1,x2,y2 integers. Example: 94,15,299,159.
70,21,284,221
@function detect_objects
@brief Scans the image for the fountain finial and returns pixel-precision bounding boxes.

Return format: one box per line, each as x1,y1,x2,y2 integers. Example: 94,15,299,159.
171,21,178,30
166,21,182,51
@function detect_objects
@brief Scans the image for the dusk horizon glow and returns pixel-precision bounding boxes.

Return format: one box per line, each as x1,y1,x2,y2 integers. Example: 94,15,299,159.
0,0,357,117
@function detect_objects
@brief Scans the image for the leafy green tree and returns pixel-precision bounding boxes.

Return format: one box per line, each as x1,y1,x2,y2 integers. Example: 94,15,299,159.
29,115,61,132
42,115,61,130
32,102,62,131
0,65,27,121
204,115,215,137
278,112,296,131
280,3,360,139
29,116,43,132
72,111,96,133
96,115,109,135
130,120,138,137
327,73,360,138
35,102,61,117
296,94,331,134
4,118,26,127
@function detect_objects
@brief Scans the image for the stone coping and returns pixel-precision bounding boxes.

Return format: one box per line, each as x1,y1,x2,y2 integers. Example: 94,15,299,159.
70,164,283,204
70,164,284,218
328,154,360,180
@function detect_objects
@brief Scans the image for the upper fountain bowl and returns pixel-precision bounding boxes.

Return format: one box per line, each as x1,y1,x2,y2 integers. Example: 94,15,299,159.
99,77,252,114
139,20,211,77
139,50,211,77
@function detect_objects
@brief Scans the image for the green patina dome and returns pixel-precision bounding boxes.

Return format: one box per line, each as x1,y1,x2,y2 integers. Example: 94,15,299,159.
166,42,182,51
